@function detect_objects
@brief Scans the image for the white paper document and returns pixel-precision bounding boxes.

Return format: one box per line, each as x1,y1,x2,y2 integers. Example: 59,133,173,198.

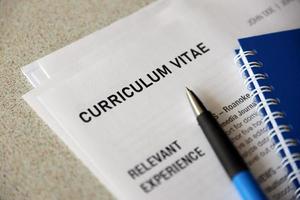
22,0,300,88
23,0,300,199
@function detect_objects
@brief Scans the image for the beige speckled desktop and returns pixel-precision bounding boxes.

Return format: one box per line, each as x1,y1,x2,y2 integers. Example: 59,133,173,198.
0,0,154,199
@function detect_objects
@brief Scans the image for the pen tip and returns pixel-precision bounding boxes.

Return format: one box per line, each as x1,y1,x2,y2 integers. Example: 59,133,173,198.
185,87,191,93
185,87,207,116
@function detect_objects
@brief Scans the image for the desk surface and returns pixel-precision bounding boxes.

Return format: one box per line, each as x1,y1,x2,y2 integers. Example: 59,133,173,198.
0,0,154,199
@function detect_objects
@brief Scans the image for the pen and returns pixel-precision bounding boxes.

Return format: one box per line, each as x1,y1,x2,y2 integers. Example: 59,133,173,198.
186,88,267,200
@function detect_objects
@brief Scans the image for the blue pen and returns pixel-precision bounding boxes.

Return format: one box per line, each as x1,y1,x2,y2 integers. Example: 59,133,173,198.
186,88,267,200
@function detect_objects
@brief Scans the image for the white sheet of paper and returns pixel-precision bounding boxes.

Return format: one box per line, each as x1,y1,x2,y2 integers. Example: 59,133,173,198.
22,0,300,88
23,0,300,199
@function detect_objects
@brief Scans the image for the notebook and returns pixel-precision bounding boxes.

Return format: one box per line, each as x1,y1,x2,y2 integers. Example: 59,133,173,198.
235,28,300,198
22,0,300,199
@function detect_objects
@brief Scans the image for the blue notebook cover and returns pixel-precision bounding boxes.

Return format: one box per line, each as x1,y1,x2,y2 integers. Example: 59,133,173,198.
235,28,300,198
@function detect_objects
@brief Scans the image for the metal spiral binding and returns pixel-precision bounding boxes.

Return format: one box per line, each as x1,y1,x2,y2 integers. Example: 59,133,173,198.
244,73,268,89
235,49,300,199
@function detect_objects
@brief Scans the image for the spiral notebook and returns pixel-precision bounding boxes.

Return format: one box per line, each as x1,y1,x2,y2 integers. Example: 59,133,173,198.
235,28,300,198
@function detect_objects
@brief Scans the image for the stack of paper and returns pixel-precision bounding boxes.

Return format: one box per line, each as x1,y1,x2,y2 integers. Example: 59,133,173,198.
22,0,300,199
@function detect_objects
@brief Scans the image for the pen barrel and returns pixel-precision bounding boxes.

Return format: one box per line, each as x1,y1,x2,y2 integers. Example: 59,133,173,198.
197,111,247,178
233,171,267,200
